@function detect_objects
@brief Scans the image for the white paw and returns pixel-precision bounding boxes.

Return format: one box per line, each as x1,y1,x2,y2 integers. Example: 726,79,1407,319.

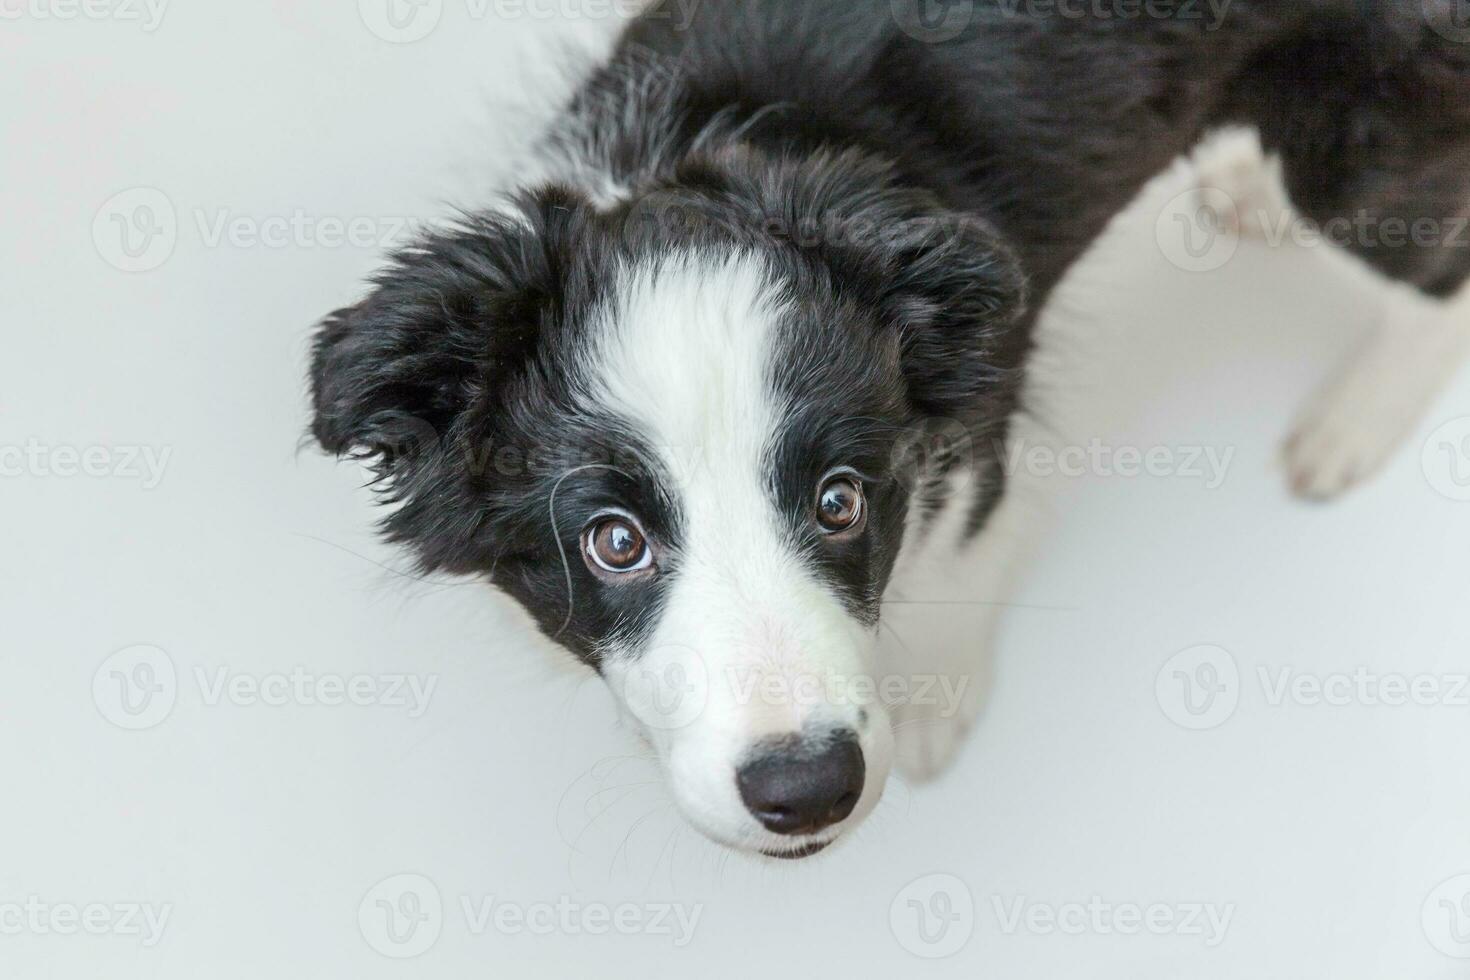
889,678,985,785
1285,372,1419,500
1193,128,1289,240
1286,299,1470,500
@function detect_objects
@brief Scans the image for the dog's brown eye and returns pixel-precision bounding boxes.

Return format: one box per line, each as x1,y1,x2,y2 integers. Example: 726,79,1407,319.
816,475,865,534
584,516,652,575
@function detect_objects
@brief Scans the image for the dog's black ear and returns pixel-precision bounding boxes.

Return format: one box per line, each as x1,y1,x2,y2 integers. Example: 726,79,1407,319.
309,197,576,469
874,210,1030,423
739,149,1030,422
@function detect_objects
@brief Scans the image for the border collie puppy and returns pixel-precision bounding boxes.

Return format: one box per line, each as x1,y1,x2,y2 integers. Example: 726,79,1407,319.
310,0,1470,859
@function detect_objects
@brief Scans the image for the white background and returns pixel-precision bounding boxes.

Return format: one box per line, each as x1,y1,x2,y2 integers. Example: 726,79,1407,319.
4,3,1470,977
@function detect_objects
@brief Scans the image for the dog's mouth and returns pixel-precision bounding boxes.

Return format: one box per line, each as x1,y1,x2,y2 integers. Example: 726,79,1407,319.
760,838,833,860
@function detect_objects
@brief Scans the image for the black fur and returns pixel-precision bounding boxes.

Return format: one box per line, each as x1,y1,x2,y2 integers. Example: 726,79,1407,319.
310,0,1470,662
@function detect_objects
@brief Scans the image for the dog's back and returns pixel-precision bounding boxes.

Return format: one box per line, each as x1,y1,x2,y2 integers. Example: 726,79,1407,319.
568,1,1470,301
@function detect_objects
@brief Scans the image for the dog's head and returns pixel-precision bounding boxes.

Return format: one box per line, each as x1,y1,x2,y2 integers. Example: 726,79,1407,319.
309,150,1027,858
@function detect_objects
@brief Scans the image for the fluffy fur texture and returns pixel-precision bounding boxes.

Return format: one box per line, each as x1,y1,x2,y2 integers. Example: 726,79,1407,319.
310,0,1470,858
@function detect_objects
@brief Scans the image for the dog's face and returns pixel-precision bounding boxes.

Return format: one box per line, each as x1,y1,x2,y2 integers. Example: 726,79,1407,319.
310,154,1026,858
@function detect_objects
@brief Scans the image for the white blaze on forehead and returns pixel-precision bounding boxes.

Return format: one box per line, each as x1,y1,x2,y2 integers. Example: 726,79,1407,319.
586,250,869,720
587,249,785,494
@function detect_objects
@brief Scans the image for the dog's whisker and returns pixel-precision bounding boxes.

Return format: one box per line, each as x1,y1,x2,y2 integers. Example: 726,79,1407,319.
608,802,673,882
887,717,952,733
881,598,1078,611
291,532,471,589
645,825,682,891
583,781,661,816
876,617,918,659
554,751,659,856
548,463,639,639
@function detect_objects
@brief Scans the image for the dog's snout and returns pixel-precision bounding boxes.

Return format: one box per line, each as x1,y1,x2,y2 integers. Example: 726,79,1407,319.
736,731,865,836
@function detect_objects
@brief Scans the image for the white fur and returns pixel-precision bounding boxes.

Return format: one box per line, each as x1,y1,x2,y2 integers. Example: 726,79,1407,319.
1286,280,1470,499
880,452,1047,782
1194,129,1470,499
585,250,893,854
1193,126,1292,240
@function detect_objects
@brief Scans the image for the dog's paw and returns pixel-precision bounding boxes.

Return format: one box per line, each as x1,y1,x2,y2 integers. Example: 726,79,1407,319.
891,706,972,785
1286,301,1470,500
1285,371,1417,500
1193,128,1287,240
889,678,984,784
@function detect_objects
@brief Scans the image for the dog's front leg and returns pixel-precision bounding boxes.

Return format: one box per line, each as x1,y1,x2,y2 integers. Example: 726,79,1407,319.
1285,281,1470,500
1192,129,1470,500
878,468,1045,783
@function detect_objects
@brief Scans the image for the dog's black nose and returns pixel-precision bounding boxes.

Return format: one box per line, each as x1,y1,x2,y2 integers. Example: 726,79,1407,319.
736,731,865,836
